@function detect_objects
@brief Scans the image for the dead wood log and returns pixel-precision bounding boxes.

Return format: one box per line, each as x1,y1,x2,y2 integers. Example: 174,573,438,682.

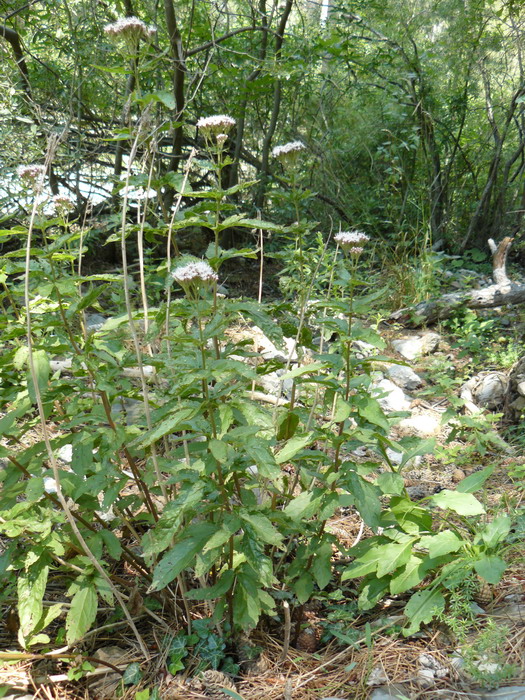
390,237,525,326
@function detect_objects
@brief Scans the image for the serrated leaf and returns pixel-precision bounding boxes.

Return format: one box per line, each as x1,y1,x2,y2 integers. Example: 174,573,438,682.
376,540,413,578
66,584,98,644
284,491,320,522
376,472,404,495
99,530,122,559
280,362,327,380
185,570,235,600
311,542,332,589
431,490,485,516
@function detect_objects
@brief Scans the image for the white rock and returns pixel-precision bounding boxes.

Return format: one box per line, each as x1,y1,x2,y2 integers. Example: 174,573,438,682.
252,326,297,362
482,686,525,700
386,365,424,391
461,372,508,410
57,444,73,463
257,370,294,398
366,666,389,686
369,687,407,700
385,448,422,469
398,414,440,437
392,332,440,361
44,476,58,494
85,312,107,333
372,379,410,412
417,668,435,688
517,380,525,397
353,339,376,358
420,332,441,354
391,337,422,361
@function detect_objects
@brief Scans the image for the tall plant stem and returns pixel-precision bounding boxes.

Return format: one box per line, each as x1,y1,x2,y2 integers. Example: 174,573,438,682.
24,141,149,659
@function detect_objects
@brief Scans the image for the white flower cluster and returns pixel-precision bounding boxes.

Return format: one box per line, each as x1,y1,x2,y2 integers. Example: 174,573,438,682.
272,141,306,160
334,230,370,256
17,164,46,182
172,261,218,286
104,17,156,42
52,194,75,212
196,115,236,136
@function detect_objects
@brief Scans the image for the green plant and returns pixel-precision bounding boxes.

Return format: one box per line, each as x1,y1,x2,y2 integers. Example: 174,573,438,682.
340,466,512,636
442,308,497,359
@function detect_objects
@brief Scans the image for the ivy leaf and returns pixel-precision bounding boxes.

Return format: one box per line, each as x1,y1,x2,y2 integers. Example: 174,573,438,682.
122,662,142,685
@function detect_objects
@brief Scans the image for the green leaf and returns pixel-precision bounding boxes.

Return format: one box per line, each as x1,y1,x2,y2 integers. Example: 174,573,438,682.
481,516,511,548
275,432,314,464
185,570,235,600
356,396,389,431
376,472,404,495
456,466,494,493
136,406,198,448
474,555,506,584
284,491,320,522
403,588,445,636
122,662,142,685
280,362,327,380
209,438,229,463
99,530,122,559
66,584,98,644
419,530,463,558
27,349,50,403
149,523,217,592
431,490,485,516
17,559,48,641
311,542,332,589
294,571,314,604
219,690,247,700
389,555,428,595
358,577,390,610
345,470,382,528
240,512,283,546
376,541,413,578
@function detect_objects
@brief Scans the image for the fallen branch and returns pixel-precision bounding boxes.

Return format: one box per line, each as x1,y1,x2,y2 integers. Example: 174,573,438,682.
390,237,523,326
